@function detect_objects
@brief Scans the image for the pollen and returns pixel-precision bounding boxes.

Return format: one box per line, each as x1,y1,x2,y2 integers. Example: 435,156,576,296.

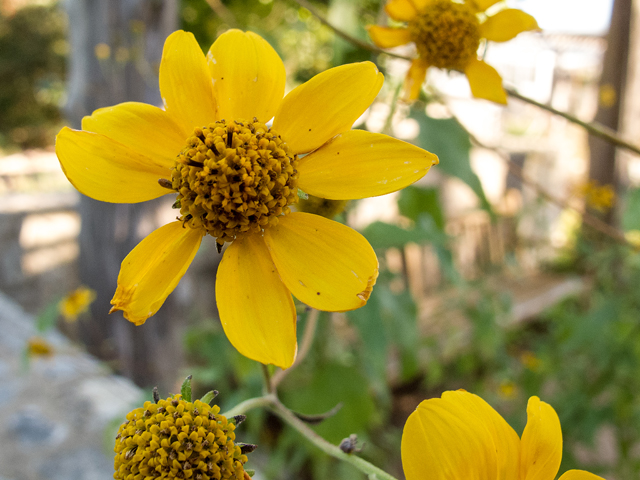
114,395,248,480
408,0,480,70
170,119,299,248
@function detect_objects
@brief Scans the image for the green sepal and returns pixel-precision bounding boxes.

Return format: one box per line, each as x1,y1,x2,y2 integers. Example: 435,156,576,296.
244,470,255,477
172,199,181,209
200,390,219,405
180,375,193,402
297,188,309,200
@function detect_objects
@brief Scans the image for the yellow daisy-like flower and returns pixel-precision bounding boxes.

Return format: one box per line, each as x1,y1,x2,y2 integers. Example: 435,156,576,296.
59,285,96,322
27,336,54,357
402,390,605,480
55,29,438,369
368,0,539,103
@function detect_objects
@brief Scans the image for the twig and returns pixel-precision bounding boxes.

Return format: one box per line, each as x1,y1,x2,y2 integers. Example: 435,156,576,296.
221,395,400,480
272,308,320,388
292,0,411,61
454,115,629,245
505,87,640,157
293,0,640,157
268,397,399,480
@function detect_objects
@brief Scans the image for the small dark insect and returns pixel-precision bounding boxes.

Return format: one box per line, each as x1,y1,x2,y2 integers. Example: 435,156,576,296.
339,434,363,454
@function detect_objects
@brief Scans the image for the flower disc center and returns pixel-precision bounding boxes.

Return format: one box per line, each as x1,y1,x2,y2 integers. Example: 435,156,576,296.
409,0,480,70
171,119,299,247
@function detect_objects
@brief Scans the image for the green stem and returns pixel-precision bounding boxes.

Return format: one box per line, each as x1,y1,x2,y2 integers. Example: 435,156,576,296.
222,394,276,418
268,397,399,480
293,0,640,157
222,395,399,480
260,363,274,394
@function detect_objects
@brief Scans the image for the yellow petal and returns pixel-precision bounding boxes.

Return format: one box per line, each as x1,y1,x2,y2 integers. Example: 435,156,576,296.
480,9,540,42
385,0,419,21
470,0,502,12
401,394,498,480
264,213,378,311
273,62,383,154
403,58,429,102
520,396,563,480
367,26,412,48
298,130,438,200
216,233,297,368
441,391,520,480
558,471,606,480
465,58,507,104
110,222,203,325
82,101,188,164
207,29,286,123
159,30,217,131
56,127,171,203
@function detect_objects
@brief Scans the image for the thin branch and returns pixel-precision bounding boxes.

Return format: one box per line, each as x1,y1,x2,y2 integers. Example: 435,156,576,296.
268,397,400,480
293,0,640,157
221,395,276,418
505,87,640,157
222,395,400,479
454,115,629,245
273,308,320,388
261,363,274,394
292,0,412,61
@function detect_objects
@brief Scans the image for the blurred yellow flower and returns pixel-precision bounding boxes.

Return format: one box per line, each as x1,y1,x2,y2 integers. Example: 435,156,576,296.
498,380,518,399
402,390,605,480
56,29,438,369
574,180,615,212
368,0,539,103
27,336,54,357
520,350,542,371
625,230,640,250
59,286,96,322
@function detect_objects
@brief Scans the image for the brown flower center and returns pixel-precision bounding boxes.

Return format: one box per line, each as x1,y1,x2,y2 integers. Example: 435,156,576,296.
170,119,299,248
409,0,480,70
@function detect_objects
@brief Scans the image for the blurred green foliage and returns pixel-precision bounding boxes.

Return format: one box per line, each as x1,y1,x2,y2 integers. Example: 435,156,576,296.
0,3,66,149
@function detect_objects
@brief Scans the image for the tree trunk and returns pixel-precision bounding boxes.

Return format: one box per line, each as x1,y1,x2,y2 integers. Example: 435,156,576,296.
588,0,632,225
63,0,180,390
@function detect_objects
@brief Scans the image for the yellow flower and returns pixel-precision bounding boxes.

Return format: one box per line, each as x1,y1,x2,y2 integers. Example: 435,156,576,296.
402,390,605,480
59,285,96,322
27,336,54,357
573,180,615,212
368,0,539,103
55,29,438,369
498,380,518,399
520,350,542,371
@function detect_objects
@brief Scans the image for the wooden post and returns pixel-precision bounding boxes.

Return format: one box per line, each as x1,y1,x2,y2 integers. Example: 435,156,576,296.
63,0,179,389
588,0,632,225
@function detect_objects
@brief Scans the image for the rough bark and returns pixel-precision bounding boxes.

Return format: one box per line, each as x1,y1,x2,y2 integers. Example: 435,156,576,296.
588,0,632,225
63,0,180,389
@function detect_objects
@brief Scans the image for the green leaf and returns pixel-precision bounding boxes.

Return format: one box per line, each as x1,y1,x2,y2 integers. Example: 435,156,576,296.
361,221,434,250
180,375,193,402
409,107,492,212
398,185,445,230
200,390,218,405
36,297,62,332
623,187,640,231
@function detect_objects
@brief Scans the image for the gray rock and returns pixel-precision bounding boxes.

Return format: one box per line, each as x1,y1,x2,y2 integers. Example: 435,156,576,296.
40,448,112,480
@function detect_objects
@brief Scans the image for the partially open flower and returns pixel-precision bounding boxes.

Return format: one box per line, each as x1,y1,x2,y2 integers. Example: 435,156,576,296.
59,285,96,322
368,0,539,103
114,394,248,480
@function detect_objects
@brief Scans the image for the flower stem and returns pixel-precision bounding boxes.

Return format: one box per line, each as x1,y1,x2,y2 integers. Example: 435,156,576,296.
260,363,274,394
222,394,399,480
293,0,640,157
221,394,276,418
268,397,400,480
272,308,320,388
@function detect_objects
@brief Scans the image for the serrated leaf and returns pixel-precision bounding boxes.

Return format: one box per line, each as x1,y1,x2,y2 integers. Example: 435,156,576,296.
409,107,492,213
180,375,192,402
